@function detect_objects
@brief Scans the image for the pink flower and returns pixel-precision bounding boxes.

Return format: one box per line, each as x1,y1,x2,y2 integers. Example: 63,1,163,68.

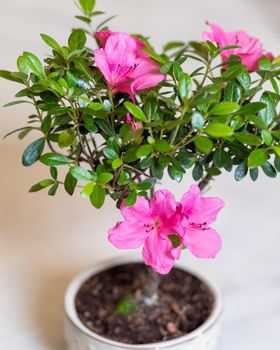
95,30,147,58
94,31,165,98
124,113,142,131
108,185,224,274
108,190,183,274
202,22,274,71
179,185,224,259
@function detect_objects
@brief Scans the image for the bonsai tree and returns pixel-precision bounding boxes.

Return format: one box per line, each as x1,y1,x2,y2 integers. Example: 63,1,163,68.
1,0,280,277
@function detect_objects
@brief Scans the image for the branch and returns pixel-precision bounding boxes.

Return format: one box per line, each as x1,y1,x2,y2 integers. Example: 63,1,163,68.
198,174,214,192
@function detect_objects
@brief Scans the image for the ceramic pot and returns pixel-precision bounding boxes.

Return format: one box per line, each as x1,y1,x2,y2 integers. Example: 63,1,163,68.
64,257,222,350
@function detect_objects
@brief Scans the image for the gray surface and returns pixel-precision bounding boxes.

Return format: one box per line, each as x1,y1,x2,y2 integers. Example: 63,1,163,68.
0,1,280,349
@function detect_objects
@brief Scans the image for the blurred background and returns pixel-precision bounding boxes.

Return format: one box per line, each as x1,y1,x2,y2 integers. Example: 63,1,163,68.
0,1,280,349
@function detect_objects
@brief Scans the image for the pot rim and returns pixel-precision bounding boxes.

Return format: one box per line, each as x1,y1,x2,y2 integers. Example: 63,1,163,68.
64,256,222,349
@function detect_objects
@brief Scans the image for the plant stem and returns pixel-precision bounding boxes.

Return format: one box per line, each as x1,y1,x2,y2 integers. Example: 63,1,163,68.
142,267,160,305
198,174,213,192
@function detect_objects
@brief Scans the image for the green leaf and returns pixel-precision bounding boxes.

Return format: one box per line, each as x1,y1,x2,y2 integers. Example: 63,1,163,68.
154,139,171,153
75,15,92,24
237,72,251,90
29,179,55,192
103,147,118,160
143,48,166,64
123,148,138,163
234,161,248,181
138,179,155,191
258,56,271,71
168,165,183,182
272,146,280,157
70,166,93,181
40,152,69,167
23,52,45,78
261,161,277,178
22,138,45,167
248,149,269,168
224,81,241,103
40,34,62,53
0,70,26,83
97,172,113,184
178,73,191,100
41,115,52,134
191,112,204,130
151,159,165,179
160,62,173,74
239,102,266,115
210,101,240,115
272,130,280,140
194,136,213,154
17,56,29,74
58,130,75,148
74,59,94,81
81,182,95,197
112,158,123,170
144,95,157,121
117,171,130,185
90,184,105,209
172,62,184,80
274,157,280,172
248,114,267,129
64,171,77,196
249,167,259,181
261,130,273,146
124,102,147,122
95,119,116,136
50,167,58,180
213,149,227,168
48,183,59,196
68,29,87,51
136,144,153,158
163,41,185,52
205,123,233,138
234,133,262,146
79,0,96,14
126,191,137,207
115,296,135,315
259,93,275,127
192,163,203,181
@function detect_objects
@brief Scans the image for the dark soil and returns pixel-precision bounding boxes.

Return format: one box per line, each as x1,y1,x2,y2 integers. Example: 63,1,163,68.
75,263,214,345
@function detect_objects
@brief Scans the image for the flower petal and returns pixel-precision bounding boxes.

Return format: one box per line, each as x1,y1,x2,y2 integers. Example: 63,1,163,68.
108,220,149,249
93,48,112,84
150,190,177,220
95,30,114,47
131,73,166,94
105,32,137,68
180,185,224,225
142,232,175,274
121,196,151,222
183,227,222,258
202,22,232,48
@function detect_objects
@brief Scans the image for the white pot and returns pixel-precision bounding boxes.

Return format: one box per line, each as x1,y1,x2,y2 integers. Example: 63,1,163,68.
64,257,222,350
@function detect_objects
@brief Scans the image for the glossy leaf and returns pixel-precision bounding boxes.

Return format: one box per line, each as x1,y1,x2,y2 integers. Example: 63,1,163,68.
70,166,93,181
210,102,240,115
40,153,69,167
194,136,213,154
90,184,105,209
22,138,45,167
248,149,269,168
124,102,147,122
205,123,233,138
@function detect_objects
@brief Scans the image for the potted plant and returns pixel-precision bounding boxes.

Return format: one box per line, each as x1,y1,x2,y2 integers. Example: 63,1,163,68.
1,0,280,349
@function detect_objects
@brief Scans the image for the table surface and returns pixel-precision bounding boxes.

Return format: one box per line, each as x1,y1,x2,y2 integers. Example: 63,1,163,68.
1,1,280,349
